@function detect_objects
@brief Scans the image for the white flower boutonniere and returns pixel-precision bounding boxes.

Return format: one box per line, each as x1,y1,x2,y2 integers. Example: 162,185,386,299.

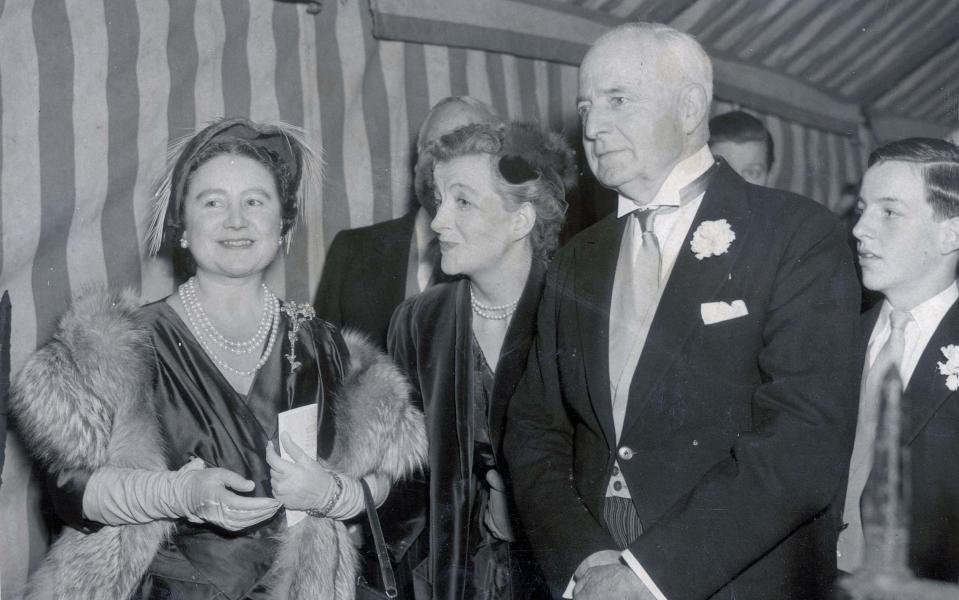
690,219,736,260
282,302,316,373
937,344,959,391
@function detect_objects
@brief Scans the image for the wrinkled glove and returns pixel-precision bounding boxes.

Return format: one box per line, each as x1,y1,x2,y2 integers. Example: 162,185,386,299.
84,458,282,531
266,432,389,519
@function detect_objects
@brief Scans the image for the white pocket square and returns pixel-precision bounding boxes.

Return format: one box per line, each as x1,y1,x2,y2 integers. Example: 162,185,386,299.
701,300,749,325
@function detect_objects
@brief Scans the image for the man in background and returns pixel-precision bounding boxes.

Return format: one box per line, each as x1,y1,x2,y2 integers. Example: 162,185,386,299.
839,138,959,583
314,96,499,347
708,110,774,186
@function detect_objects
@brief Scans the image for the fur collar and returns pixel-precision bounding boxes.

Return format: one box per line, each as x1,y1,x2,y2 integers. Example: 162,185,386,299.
12,288,426,599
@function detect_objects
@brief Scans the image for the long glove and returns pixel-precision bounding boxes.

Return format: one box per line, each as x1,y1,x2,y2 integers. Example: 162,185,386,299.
266,433,389,520
83,458,282,531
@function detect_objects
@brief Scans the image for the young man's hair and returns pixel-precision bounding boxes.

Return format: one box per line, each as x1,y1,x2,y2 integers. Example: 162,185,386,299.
868,137,959,220
708,110,774,170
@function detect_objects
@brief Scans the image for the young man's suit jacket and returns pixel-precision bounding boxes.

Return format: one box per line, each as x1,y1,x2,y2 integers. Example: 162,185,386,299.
314,211,417,349
504,163,862,599
861,300,959,582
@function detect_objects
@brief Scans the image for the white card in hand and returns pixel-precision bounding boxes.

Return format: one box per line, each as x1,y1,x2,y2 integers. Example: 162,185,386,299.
277,403,317,527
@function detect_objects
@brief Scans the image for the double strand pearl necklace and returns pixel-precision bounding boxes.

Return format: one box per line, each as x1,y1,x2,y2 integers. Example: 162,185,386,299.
469,283,519,321
180,277,280,377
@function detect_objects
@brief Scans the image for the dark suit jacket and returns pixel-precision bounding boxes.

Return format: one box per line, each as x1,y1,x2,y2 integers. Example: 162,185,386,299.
504,163,862,599
862,300,959,582
314,211,416,348
388,260,549,600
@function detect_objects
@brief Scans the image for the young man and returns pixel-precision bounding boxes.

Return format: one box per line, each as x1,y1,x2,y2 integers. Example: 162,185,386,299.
839,137,959,583
708,110,774,186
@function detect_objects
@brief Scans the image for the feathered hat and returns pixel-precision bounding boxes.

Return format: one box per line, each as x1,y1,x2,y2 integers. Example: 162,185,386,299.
146,117,322,256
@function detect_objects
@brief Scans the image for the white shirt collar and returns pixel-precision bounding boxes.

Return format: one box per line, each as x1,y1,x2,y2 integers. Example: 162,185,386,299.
617,145,715,218
879,281,959,336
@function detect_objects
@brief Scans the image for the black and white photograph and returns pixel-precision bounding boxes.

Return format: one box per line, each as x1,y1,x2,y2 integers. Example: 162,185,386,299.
1,1,958,599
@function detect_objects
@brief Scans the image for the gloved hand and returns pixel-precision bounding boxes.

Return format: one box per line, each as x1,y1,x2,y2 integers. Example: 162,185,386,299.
484,469,515,542
172,459,282,531
266,432,338,512
82,459,281,532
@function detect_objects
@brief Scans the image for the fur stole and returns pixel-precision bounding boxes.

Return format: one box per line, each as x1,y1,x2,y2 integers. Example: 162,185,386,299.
11,288,428,600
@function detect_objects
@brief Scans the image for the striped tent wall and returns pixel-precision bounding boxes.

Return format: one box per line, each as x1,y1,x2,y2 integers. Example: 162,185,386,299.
711,100,869,212
0,0,580,594
0,0,870,593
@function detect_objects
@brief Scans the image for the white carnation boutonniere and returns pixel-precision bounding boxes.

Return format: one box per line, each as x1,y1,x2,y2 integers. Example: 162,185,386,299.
282,302,316,373
690,219,736,260
937,344,959,391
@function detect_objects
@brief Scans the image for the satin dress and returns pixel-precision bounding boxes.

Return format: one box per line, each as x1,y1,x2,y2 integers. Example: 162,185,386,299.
132,301,347,600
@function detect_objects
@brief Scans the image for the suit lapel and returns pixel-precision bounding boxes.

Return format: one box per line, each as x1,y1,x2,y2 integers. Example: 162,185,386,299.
366,211,416,326
576,214,625,448
621,166,754,435
905,299,959,443
488,260,546,455
453,280,473,482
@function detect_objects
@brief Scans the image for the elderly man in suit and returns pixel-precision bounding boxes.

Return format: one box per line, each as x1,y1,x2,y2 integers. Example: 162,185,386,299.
314,96,499,347
504,22,861,600
838,138,959,583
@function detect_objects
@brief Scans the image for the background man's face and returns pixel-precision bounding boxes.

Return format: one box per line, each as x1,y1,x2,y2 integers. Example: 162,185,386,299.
577,33,684,201
711,140,769,186
415,102,496,215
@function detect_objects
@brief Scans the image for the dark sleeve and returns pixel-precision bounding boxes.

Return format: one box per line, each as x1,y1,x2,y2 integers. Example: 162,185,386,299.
46,468,103,533
629,214,861,598
503,255,616,595
314,231,350,327
382,300,428,561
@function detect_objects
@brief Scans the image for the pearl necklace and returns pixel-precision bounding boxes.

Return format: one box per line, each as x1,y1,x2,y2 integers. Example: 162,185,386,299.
469,283,519,321
181,277,273,354
179,278,280,377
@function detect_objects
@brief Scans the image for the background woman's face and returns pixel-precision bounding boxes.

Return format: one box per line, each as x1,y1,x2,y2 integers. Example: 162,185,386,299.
182,154,283,280
430,154,517,279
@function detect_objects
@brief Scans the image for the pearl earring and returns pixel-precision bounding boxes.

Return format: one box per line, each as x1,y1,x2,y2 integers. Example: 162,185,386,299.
278,236,284,247
179,238,189,249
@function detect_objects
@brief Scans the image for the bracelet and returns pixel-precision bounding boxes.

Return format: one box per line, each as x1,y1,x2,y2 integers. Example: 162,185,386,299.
307,471,343,518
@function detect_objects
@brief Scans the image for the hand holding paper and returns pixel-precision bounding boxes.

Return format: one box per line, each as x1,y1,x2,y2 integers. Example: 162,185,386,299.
267,432,338,513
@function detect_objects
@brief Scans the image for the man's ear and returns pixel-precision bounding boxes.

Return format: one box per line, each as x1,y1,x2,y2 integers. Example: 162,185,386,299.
939,217,959,254
679,84,709,135
511,202,537,242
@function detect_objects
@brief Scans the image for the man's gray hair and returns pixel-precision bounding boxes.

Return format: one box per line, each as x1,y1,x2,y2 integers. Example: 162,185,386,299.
416,96,499,152
602,22,713,106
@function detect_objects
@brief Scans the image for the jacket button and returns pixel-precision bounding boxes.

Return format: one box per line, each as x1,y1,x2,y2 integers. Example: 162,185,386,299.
617,446,634,461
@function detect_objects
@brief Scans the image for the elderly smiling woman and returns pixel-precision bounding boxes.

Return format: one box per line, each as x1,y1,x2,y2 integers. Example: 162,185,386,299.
388,121,574,600
12,117,426,600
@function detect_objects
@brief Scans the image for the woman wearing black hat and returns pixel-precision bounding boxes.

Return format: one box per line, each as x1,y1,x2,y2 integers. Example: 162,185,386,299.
13,117,427,600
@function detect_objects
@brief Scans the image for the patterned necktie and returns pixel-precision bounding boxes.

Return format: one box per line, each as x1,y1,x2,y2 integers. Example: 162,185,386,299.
837,309,911,572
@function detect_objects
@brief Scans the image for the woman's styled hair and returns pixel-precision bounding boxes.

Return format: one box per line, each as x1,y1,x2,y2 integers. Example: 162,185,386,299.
417,121,576,259
868,137,959,220
147,117,321,257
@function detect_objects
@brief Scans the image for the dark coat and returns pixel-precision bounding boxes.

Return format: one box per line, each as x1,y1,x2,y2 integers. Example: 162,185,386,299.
861,300,959,582
388,260,549,600
315,211,416,349
504,163,862,599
